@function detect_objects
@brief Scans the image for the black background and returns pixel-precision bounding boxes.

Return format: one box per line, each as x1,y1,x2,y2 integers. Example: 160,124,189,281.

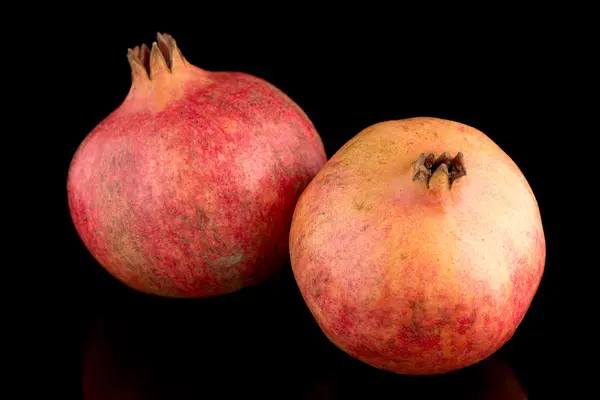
30,9,582,400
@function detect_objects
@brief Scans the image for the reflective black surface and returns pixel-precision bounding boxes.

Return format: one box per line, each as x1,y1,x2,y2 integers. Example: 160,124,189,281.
77,265,539,399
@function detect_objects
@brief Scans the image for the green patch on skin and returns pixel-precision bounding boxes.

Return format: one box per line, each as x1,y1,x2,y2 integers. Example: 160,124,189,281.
294,181,302,195
410,301,430,335
311,271,329,299
213,234,225,246
194,206,210,229
248,92,265,105
411,302,418,329
212,252,245,268
277,158,291,174
110,241,160,293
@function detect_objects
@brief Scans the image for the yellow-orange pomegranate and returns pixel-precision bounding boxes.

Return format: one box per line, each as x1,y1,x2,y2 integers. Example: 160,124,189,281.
289,117,545,375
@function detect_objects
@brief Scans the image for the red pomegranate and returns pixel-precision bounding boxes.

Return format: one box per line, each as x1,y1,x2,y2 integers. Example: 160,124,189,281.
289,117,545,375
68,33,326,297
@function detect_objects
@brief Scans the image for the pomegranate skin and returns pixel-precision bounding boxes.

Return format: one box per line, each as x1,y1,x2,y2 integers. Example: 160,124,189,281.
68,33,326,297
289,117,545,375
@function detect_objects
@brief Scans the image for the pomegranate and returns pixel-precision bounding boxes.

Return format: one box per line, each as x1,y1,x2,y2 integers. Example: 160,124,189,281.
68,33,326,297
289,117,545,375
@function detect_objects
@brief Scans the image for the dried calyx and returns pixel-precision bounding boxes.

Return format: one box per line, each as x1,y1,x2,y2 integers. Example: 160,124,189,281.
412,152,466,187
126,32,187,80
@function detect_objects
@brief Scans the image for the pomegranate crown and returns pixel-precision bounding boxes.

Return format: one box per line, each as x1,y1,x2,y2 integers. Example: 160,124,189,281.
126,32,188,81
412,152,467,191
